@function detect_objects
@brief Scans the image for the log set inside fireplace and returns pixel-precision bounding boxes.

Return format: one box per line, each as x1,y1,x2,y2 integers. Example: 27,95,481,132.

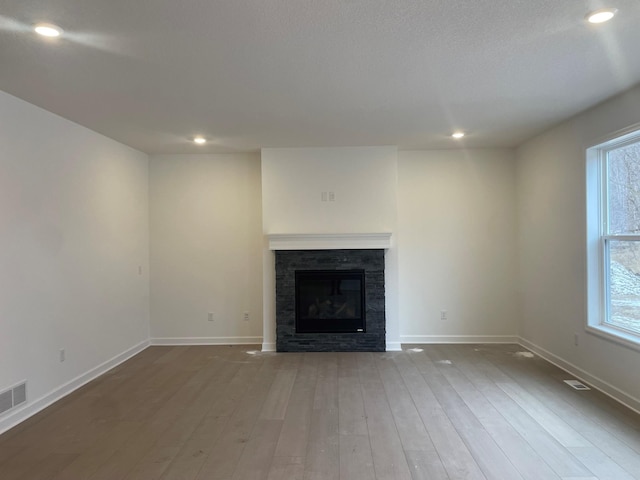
295,270,365,333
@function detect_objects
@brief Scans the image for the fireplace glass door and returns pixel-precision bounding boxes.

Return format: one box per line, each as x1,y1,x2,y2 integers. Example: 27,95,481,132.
295,270,365,333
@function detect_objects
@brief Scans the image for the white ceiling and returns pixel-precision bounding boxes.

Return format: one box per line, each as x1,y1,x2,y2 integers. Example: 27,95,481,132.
1,0,639,154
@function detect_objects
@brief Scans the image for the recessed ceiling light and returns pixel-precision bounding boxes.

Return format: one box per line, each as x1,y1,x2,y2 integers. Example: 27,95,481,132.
451,132,465,139
193,136,207,144
34,23,63,37
586,8,617,24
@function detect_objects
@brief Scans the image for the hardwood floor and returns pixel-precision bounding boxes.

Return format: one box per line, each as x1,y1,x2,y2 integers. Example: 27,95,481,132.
1,344,639,479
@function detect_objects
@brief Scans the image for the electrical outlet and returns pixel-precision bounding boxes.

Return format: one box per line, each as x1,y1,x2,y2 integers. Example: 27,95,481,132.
440,310,447,321
208,312,214,322
243,312,250,322
321,192,327,202
328,191,335,202
59,349,65,363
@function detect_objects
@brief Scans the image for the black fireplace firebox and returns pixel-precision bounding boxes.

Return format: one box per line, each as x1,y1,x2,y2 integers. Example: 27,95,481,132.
295,270,365,333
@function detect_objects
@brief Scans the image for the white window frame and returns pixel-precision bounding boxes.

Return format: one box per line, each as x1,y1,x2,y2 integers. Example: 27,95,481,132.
586,124,640,351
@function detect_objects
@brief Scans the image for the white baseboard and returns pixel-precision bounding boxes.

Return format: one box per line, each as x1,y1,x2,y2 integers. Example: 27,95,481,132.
261,342,276,352
518,337,640,415
386,342,402,351
151,336,263,346
401,334,519,344
0,339,149,436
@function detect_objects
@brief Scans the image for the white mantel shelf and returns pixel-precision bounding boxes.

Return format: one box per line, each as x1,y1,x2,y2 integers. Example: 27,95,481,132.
267,233,392,251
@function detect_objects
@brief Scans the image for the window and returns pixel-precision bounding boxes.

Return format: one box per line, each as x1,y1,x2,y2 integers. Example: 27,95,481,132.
587,126,640,348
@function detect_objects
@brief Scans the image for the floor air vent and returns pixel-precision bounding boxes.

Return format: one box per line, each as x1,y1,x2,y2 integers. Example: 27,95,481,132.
564,379,590,390
0,382,27,416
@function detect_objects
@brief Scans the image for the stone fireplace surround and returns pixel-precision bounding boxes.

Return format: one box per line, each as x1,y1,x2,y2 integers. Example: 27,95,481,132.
268,233,391,352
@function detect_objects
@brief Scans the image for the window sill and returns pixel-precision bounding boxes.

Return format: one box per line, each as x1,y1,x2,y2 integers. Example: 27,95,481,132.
586,324,640,352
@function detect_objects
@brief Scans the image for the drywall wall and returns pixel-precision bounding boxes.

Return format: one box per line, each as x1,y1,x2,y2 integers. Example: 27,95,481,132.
149,154,263,344
516,84,640,408
397,149,518,342
261,147,398,234
261,147,400,350
0,91,149,433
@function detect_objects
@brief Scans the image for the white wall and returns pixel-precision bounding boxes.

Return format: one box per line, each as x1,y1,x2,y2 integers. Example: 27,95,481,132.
149,154,263,344
262,147,398,234
261,147,400,350
0,91,149,433
397,149,518,342
516,84,640,409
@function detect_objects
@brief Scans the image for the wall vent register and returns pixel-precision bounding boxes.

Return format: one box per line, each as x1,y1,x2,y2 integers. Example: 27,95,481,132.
564,379,591,390
0,382,27,416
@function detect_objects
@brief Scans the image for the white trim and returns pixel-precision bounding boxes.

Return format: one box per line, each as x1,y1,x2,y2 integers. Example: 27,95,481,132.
603,234,640,241
261,342,276,352
585,324,640,352
0,340,149,435
518,337,640,415
151,336,263,346
385,341,402,351
585,143,605,336
400,335,519,344
585,121,640,150
586,127,640,346
267,232,392,250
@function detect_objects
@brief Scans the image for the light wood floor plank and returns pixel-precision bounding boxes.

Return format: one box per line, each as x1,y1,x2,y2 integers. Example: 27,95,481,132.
339,434,376,480
231,419,283,480
51,420,144,480
393,352,487,480
15,452,77,480
375,354,441,452
0,445,22,469
436,345,562,480
1,345,639,480
496,381,592,448
303,407,339,480
360,378,413,480
260,369,298,421
304,355,339,480
404,449,450,480
94,347,245,480
195,353,278,480
568,447,636,480
159,415,229,480
338,377,368,436
474,345,640,480
486,345,640,449
312,354,338,410
267,456,304,480
445,345,595,478
274,355,318,458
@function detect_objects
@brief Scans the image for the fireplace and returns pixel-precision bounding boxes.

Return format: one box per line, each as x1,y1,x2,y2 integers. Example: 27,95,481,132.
295,269,365,333
275,249,385,352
